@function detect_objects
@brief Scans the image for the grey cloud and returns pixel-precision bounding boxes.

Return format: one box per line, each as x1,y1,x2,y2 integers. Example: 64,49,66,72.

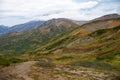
0,0,119,26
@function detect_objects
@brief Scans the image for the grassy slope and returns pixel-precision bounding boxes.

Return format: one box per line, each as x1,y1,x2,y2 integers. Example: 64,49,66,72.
35,24,120,71
0,18,120,70
0,25,76,54
35,18,120,53
0,20,78,66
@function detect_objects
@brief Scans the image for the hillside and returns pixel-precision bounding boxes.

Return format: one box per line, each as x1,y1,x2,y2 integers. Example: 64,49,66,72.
34,14,120,71
0,18,79,54
34,25,120,70
35,14,120,53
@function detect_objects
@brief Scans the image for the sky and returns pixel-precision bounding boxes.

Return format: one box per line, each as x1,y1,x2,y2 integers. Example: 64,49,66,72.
0,0,120,26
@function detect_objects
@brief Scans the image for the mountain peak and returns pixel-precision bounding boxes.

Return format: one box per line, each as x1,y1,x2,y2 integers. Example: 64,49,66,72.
41,18,79,29
47,18,73,23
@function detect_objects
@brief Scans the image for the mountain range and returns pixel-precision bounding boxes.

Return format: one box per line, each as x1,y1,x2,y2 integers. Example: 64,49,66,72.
9,21,45,32
0,14,120,54
0,25,9,35
0,13,120,80
0,21,46,36
0,19,86,36
0,18,83,54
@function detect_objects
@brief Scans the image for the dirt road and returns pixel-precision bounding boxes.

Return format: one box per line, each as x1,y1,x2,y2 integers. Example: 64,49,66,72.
0,61,37,80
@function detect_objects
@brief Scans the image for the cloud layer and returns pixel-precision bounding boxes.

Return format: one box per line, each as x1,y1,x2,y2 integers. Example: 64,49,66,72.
0,0,120,26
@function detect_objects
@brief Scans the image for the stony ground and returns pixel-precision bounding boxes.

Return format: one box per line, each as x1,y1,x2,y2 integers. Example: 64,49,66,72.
0,61,120,80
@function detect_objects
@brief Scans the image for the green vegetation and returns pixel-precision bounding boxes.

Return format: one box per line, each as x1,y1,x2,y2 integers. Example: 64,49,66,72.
37,58,54,67
39,25,120,71
0,17,120,72
0,55,26,66
70,61,118,70
56,56,73,60
0,24,76,54
96,50,120,60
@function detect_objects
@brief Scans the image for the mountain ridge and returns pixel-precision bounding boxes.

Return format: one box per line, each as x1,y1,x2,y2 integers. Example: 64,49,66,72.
0,14,120,54
0,18,80,54
9,20,45,32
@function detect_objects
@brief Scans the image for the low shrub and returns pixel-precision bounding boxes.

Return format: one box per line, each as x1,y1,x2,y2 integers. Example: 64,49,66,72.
56,56,73,60
96,50,120,60
38,58,54,67
0,56,24,66
70,61,118,70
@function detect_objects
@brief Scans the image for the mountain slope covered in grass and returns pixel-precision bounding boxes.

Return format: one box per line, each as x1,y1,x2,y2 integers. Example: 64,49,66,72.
35,25,120,70
35,15,120,54
0,18,79,54
34,14,120,70
0,14,120,70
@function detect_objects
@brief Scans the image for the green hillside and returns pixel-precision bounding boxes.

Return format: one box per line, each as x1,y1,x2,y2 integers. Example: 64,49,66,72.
33,18,120,71
34,25,120,70
35,18,120,54
0,18,79,55
0,15,120,71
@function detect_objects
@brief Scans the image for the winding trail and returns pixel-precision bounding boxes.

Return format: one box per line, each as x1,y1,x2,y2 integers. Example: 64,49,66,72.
1,61,120,80
10,61,37,80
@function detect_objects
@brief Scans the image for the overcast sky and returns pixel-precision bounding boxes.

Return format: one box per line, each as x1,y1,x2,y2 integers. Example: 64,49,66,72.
0,0,120,26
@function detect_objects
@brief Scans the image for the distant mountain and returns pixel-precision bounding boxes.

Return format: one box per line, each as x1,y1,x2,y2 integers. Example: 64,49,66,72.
38,18,80,33
9,21,45,32
0,25,9,35
0,21,45,36
0,19,85,36
0,18,79,53
73,21,87,25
